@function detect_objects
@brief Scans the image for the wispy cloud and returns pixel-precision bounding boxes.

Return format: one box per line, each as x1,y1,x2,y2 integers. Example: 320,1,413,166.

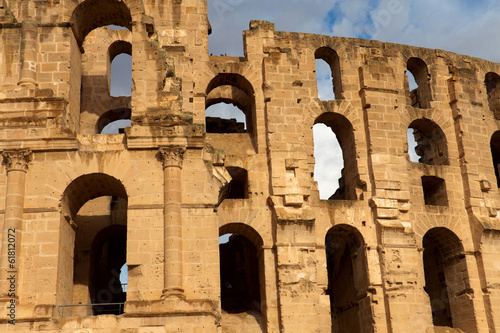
208,0,500,62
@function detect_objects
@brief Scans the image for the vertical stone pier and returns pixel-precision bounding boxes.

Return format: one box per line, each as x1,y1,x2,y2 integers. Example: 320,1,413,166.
159,146,186,298
0,150,31,299
18,20,38,87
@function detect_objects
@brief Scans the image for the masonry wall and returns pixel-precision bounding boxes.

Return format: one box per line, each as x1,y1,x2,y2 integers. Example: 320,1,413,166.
1,1,500,332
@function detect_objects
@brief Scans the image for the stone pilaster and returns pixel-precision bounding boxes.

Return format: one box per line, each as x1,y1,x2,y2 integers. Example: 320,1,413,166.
18,20,38,87
159,146,186,298
0,149,31,300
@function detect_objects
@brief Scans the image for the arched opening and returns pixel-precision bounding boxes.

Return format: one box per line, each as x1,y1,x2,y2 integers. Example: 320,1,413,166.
490,131,500,187
60,174,128,316
205,73,255,135
73,1,133,134
406,57,432,108
315,58,335,100
314,113,360,200
206,102,246,133
423,228,476,331
225,167,248,199
325,225,372,333
219,223,265,332
406,69,418,92
109,41,132,97
71,0,132,49
407,128,419,162
315,47,342,100
313,123,343,199
97,108,131,134
485,72,500,119
90,224,127,315
101,119,132,134
407,118,448,165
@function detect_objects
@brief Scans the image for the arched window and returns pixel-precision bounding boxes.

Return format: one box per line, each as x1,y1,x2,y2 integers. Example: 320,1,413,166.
485,72,500,119
109,41,132,97
423,228,476,331
325,225,372,333
407,118,448,165
71,0,132,49
407,128,419,162
206,103,246,133
315,47,342,100
219,224,265,332
97,108,131,134
72,1,133,135
490,131,500,187
314,113,359,200
90,224,127,315
313,123,343,199
406,58,432,108
205,74,255,135
60,174,128,316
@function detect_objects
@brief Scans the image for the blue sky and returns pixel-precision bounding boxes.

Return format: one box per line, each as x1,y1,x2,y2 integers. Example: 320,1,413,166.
208,0,500,62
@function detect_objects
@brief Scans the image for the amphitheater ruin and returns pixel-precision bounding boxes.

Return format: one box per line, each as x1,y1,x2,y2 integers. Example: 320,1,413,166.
1,0,500,332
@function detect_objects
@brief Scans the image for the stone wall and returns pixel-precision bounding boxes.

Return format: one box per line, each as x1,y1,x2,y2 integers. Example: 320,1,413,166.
0,1,500,332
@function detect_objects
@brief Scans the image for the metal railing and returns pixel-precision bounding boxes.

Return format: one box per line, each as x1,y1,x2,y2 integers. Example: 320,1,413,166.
58,283,128,317
58,302,125,317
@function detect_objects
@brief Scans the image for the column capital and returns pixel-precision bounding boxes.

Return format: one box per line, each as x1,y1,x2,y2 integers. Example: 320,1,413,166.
159,146,186,168
2,149,32,172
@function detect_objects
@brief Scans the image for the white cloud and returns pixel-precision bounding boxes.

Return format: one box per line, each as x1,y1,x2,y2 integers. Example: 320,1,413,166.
206,103,246,125
313,123,343,199
315,59,335,100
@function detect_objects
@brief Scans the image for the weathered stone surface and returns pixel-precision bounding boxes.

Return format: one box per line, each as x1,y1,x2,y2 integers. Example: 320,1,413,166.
0,1,500,333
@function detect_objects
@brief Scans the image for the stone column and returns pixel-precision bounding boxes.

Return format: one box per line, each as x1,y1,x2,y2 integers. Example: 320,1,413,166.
18,20,38,87
159,146,186,298
0,150,31,299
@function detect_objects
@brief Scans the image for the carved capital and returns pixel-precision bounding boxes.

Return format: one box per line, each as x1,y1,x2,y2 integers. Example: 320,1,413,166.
2,149,32,172
159,146,186,168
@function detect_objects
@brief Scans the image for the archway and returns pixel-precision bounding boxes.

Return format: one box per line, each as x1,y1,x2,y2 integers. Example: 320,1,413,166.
406,57,432,108
325,225,372,333
407,118,448,165
219,223,265,332
422,228,476,331
485,72,500,119
90,224,127,315
60,174,128,316
71,0,132,49
206,73,255,135
97,108,131,134
315,47,343,100
490,131,500,187
314,113,358,200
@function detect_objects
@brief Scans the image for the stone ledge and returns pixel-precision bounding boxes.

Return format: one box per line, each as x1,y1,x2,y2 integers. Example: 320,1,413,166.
123,298,218,318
